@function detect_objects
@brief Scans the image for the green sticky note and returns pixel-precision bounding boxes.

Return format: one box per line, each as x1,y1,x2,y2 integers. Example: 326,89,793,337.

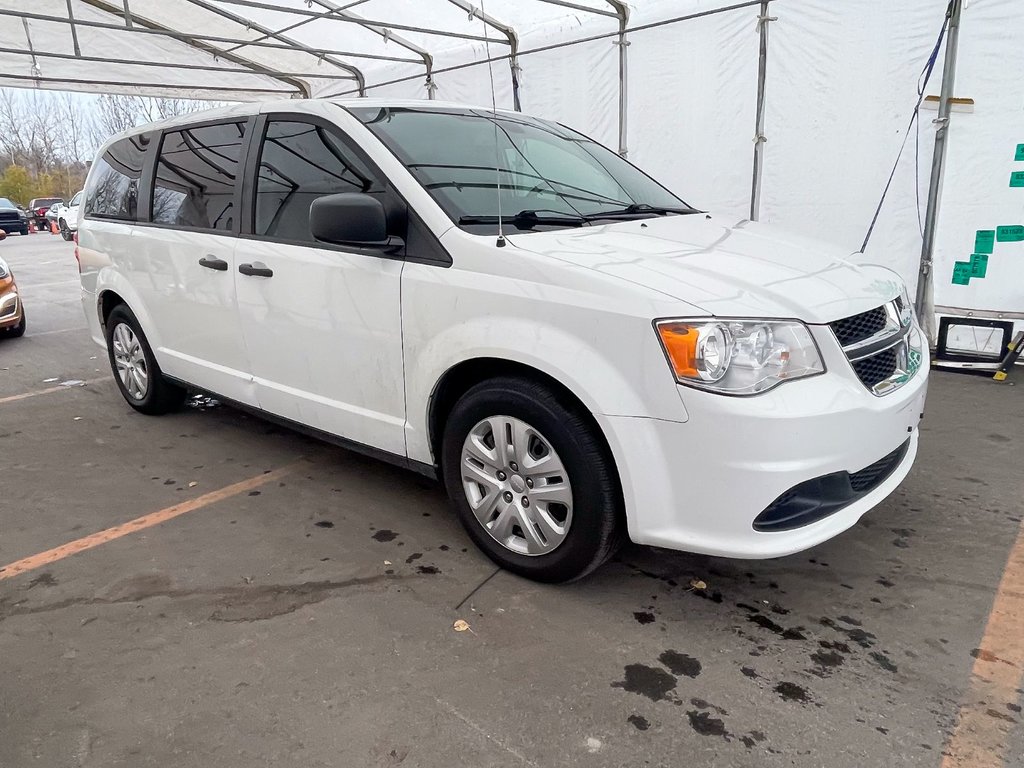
952,261,972,285
969,253,988,278
975,230,995,254
997,225,1024,242
1011,171,1024,188
1016,144,1024,162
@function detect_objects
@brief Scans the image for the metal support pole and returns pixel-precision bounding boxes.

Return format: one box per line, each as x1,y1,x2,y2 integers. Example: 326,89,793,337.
749,2,774,221
613,19,629,156
21,18,39,79
122,0,133,28
916,0,962,343
65,0,82,56
509,56,521,111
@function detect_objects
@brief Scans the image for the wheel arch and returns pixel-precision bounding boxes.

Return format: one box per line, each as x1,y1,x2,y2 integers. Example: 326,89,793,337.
427,357,621,488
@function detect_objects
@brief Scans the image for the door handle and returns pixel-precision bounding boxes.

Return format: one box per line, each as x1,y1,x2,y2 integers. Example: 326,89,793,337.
238,262,273,278
198,256,228,271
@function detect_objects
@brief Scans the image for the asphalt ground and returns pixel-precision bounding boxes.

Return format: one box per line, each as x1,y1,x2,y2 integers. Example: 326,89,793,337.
1,233,1022,768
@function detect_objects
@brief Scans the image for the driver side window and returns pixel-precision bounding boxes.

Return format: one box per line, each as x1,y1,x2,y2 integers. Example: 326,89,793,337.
254,120,380,243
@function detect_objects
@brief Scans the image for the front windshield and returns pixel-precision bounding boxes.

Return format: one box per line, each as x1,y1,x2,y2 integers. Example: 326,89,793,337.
348,106,694,234
0,198,16,209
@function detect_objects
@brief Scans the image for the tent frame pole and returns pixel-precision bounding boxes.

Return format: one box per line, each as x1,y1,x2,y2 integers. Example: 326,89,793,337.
749,1,774,221
916,0,963,340
609,1,629,157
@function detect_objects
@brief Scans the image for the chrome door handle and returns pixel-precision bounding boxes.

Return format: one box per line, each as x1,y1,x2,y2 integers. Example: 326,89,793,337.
238,262,273,278
198,256,228,271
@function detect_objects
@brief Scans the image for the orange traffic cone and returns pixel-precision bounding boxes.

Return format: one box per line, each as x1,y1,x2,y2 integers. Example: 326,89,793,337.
50,219,60,235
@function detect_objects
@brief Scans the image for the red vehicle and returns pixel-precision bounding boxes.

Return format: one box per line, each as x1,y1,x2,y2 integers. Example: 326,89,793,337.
27,197,64,231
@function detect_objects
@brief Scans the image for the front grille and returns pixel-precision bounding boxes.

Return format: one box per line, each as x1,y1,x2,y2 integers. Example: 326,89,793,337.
851,347,898,389
830,307,887,347
754,439,911,532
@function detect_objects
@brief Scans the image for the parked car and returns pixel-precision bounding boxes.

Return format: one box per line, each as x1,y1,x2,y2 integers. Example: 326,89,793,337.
78,100,929,582
0,244,26,338
0,197,28,236
27,197,64,231
57,190,82,240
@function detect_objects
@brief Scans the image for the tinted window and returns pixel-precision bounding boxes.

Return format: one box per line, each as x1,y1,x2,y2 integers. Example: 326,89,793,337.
254,120,377,242
0,198,15,209
69,192,82,207
84,133,151,220
350,107,691,234
152,122,246,231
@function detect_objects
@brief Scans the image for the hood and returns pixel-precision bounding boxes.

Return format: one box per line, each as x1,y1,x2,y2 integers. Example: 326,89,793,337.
506,214,901,324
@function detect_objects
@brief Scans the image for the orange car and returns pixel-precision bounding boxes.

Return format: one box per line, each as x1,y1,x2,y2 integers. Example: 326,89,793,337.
0,233,25,338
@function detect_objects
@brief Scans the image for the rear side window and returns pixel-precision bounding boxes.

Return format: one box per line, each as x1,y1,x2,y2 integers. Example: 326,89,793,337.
152,122,246,232
84,133,150,220
254,120,378,242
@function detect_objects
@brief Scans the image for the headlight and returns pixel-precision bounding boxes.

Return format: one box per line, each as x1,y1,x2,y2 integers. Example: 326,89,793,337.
655,318,825,395
896,283,915,326
0,257,9,279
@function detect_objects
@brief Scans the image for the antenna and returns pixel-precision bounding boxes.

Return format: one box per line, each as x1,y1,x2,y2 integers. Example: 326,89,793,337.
474,0,506,247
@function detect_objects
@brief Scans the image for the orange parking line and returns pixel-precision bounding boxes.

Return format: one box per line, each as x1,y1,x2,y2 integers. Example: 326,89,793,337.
0,376,110,405
940,520,1024,768
0,463,298,581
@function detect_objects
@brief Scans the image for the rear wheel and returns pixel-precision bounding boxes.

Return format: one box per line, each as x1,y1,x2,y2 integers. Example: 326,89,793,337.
441,376,623,583
104,304,185,415
59,219,73,241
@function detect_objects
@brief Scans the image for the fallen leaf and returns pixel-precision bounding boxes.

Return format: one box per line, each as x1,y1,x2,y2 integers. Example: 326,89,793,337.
689,579,707,591
188,481,197,488
73,417,82,421
43,377,58,383
453,619,471,632
383,560,392,566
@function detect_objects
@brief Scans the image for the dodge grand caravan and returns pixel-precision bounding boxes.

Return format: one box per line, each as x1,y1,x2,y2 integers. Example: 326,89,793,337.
78,100,928,582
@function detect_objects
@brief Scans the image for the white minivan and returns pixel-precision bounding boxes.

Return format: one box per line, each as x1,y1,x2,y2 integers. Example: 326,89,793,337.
78,100,928,582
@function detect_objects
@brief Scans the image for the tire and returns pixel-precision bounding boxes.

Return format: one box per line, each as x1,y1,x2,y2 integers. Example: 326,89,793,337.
18,226,27,236
104,304,186,415
1,310,25,338
441,376,623,583
59,220,73,241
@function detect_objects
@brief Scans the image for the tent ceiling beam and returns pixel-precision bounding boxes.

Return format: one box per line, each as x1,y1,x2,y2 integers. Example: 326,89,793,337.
445,0,521,110
210,0,509,46
80,0,313,96
64,0,83,56
0,46,362,80
0,72,291,95
309,0,435,97
177,0,367,93
0,9,399,64
121,0,133,27
533,1,616,18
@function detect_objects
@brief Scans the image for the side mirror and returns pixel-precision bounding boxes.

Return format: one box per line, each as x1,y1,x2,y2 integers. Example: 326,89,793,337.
309,193,402,251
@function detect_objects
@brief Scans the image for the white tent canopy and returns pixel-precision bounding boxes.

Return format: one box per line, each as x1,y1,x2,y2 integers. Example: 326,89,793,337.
1,0,1021,357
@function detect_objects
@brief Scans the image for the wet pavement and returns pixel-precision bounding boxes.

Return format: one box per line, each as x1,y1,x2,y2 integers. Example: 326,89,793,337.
1,235,1022,767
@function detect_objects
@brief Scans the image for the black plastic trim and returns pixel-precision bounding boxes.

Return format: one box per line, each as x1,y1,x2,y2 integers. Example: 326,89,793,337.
753,439,911,532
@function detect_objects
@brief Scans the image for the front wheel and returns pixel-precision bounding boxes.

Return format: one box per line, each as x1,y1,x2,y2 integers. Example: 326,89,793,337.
59,220,73,241
104,304,185,415
441,377,623,583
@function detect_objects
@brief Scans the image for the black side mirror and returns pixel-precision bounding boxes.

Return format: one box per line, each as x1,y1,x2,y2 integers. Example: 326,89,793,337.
309,193,402,251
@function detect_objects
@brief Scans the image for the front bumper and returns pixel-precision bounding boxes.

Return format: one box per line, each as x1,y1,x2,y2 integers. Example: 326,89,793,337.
598,340,928,559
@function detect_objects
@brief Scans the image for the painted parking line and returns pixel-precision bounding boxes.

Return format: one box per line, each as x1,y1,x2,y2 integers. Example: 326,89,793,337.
941,520,1024,768
0,463,300,582
28,326,89,337
0,376,109,405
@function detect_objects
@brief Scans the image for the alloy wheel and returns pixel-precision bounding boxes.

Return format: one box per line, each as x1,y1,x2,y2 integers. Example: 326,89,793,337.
111,322,149,400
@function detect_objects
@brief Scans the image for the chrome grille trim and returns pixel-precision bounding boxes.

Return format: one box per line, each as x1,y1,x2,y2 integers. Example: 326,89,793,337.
831,299,922,396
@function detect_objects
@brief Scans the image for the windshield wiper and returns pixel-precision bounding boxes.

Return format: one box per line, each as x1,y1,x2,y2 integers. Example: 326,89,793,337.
458,209,586,228
583,203,698,220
